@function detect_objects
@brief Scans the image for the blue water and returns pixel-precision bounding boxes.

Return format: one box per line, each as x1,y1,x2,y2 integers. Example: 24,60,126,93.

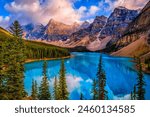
24,52,150,100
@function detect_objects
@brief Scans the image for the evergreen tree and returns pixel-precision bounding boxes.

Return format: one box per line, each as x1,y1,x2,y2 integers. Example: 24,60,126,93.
92,78,98,100
147,33,150,44
0,44,4,99
0,44,7,99
80,93,84,100
34,81,38,99
58,60,69,100
9,20,23,38
133,85,137,100
31,79,38,100
53,76,59,100
136,58,145,100
130,91,133,100
1,38,26,99
31,79,35,99
0,20,27,99
97,55,107,100
38,61,51,100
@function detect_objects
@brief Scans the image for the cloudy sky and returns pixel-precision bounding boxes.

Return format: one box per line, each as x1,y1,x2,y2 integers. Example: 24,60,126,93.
0,0,149,27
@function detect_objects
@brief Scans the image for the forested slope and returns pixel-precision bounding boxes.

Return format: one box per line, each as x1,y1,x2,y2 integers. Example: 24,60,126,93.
0,27,70,60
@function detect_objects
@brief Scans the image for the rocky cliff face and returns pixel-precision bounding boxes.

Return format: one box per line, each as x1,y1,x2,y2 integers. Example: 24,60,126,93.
111,1,150,59
87,7,139,51
79,21,90,29
23,23,46,40
88,16,107,35
43,19,80,41
124,1,150,36
65,16,107,47
24,19,80,41
65,7,138,51
100,6,138,44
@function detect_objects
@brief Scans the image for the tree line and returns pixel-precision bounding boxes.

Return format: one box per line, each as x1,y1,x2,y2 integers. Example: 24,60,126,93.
25,41,70,60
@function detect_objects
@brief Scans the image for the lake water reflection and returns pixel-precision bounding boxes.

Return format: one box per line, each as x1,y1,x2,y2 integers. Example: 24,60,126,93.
24,52,150,100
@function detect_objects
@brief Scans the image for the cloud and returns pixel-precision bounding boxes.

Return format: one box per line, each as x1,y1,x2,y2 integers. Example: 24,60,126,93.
113,94,131,100
49,74,83,93
78,6,87,15
0,16,10,28
85,78,93,83
79,0,148,20
105,0,149,11
4,0,80,25
4,0,101,25
66,74,83,92
78,5,100,20
89,6,100,15
2,0,149,27
115,0,149,10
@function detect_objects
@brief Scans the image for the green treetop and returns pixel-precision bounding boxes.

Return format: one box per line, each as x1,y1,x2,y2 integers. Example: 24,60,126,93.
136,58,145,100
38,61,51,100
9,20,23,38
97,55,108,100
53,76,60,100
31,79,38,100
58,60,69,100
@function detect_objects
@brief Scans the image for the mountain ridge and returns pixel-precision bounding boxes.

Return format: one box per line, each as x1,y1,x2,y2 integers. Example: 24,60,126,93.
24,19,81,41
14,3,150,55
111,1,150,59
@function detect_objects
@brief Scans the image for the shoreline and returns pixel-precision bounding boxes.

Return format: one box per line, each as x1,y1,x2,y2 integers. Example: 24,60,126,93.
111,54,150,74
25,52,150,74
131,59,150,74
25,55,73,63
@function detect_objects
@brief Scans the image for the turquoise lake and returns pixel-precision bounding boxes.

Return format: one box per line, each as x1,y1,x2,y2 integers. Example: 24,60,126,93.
24,52,150,100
